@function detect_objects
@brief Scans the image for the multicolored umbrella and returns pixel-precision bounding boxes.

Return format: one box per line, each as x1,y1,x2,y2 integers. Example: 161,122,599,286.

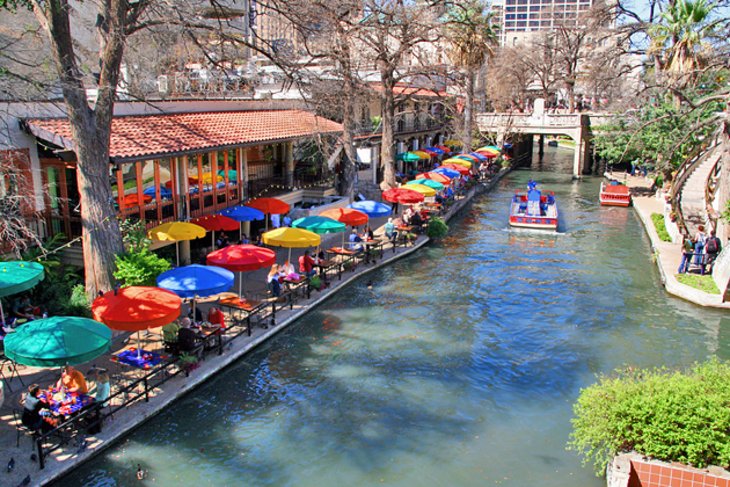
445,158,472,169
292,216,347,235
477,145,501,153
441,164,471,175
206,245,277,296
0,261,45,325
403,183,436,197
412,150,432,159
4,316,112,367
455,154,479,162
407,179,444,191
382,188,424,205
319,208,369,227
435,145,452,153
347,200,392,218
416,172,452,184
469,152,489,162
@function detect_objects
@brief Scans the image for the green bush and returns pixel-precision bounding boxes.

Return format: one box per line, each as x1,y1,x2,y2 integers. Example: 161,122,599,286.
62,284,92,317
426,217,449,239
114,248,171,287
651,213,671,242
569,359,730,476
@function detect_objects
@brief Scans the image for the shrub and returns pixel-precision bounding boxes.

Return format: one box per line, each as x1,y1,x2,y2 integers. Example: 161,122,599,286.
427,217,449,239
114,248,171,287
569,359,730,476
62,284,92,317
650,213,671,242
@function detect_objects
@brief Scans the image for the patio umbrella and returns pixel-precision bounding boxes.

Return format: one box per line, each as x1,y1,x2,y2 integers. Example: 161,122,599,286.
219,205,266,240
148,221,206,266
4,316,112,367
319,208,369,227
477,145,501,153
412,150,432,160
348,200,392,218
420,149,439,158
416,172,451,184
93,286,182,359
441,164,471,175
435,145,452,153
123,194,152,206
200,173,224,184
455,154,479,162
445,158,472,169
206,245,276,296
433,167,461,178
157,264,234,299
192,214,240,248
247,198,291,231
407,179,444,191
0,261,45,325
476,150,499,159
425,147,445,155
218,169,238,180
444,139,462,147
382,188,424,205
396,152,421,163
403,183,436,197
262,227,321,265
293,215,347,247
469,152,489,162
143,186,173,200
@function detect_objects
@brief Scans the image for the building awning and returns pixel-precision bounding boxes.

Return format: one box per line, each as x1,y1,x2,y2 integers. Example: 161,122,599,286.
23,109,343,163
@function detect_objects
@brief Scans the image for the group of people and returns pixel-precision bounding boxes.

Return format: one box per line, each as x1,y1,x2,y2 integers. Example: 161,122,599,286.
678,224,722,274
266,251,325,297
20,365,110,433
1,295,45,331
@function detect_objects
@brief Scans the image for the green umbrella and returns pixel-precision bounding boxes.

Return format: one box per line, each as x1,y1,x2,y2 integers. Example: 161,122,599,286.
292,216,346,235
218,169,238,180
407,178,444,191
4,316,112,367
396,152,421,163
0,261,45,325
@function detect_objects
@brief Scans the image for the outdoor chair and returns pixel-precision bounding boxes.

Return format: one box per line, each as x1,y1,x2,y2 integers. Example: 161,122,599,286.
13,409,38,450
0,354,25,393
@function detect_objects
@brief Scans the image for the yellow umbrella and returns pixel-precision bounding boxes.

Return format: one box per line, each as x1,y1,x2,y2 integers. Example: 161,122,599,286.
412,150,431,160
199,173,224,184
443,158,472,168
444,139,462,147
404,183,436,197
477,146,501,154
262,227,321,262
148,222,206,266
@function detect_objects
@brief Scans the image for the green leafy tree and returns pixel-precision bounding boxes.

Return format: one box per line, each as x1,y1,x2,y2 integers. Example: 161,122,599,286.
113,219,170,287
569,359,730,476
426,216,448,239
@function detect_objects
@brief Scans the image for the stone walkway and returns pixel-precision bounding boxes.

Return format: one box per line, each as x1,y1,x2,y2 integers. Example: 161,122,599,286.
0,174,506,486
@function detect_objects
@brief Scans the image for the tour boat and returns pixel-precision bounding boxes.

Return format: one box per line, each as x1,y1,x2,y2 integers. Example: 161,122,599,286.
509,181,559,230
599,180,631,207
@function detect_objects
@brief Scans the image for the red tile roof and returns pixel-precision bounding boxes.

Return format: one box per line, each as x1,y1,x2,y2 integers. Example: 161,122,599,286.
369,83,449,98
24,110,343,162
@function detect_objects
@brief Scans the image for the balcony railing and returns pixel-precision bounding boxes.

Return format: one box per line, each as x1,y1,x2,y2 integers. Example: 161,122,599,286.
355,116,448,137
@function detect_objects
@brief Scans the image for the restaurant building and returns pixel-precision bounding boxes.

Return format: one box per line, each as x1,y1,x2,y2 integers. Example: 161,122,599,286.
0,99,342,262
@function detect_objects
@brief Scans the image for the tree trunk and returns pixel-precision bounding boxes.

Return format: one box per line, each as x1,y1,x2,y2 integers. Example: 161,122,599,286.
566,79,575,113
72,124,124,297
340,78,357,199
462,70,475,152
718,118,730,242
380,74,397,189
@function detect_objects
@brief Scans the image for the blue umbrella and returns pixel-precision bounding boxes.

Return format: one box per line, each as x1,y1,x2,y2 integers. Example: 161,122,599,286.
157,264,235,299
219,205,265,222
348,200,392,218
433,167,460,178
425,147,445,155
469,152,489,162
143,186,173,199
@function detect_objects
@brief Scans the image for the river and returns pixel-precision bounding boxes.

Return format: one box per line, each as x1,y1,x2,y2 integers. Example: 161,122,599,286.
58,152,730,486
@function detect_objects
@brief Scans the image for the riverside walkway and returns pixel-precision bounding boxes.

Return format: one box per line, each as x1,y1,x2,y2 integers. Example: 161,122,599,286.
609,173,729,309
0,172,507,486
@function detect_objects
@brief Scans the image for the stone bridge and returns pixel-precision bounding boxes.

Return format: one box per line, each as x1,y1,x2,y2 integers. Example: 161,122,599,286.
476,108,615,176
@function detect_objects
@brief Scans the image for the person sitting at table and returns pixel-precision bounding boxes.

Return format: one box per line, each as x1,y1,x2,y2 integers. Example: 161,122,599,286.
361,225,374,241
239,233,250,245
410,211,423,233
348,229,363,251
299,251,317,278
177,318,203,353
207,307,226,330
88,369,111,407
21,384,53,433
384,218,397,243
12,295,40,322
56,364,88,394
267,264,282,297
280,259,296,277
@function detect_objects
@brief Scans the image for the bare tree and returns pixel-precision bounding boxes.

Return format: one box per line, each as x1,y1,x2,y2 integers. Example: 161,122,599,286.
0,150,44,256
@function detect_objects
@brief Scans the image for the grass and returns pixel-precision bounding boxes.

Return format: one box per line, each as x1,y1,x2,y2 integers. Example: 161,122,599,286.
676,273,721,294
651,213,672,242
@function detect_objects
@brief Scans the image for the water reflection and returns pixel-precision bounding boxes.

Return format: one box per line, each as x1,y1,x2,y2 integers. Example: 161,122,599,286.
59,168,729,487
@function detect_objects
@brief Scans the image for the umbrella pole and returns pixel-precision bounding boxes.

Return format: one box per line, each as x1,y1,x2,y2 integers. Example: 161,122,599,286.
0,301,5,326
288,247,292,264
212,230,216,249
239,223,243,242
239,272,242,297
176,242,180,267
137,331,142,359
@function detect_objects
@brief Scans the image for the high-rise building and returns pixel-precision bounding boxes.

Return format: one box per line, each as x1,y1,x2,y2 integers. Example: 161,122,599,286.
495,0,597,46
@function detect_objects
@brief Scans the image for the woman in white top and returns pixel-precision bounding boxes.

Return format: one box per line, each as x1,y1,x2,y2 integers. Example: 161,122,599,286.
280,259,295,276
694,224,707,265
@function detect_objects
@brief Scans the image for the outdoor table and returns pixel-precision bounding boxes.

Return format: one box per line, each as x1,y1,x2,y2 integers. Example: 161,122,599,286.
282,275,310,299
327,247,360,272
362,239,385,263
40,389,95,419
111,347,169,370
395,225,415,247
218,295,265,336
314,259,340,282
194,323,223,353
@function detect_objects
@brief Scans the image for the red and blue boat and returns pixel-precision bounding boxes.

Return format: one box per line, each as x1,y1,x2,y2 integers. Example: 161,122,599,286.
509,180,559,230
599,180,631,207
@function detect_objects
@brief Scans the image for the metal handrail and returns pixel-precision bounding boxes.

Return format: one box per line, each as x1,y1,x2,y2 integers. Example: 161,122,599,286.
670,135,722,236
704,154,723,234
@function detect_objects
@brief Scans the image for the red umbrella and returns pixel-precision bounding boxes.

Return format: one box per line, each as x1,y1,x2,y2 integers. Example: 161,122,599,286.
441,164,471,175
435,145,452,153
319,208,369,227
123,194,152,206
207,244,277,295
247,198,291,231
421,149,439,157
92,286,182,358
382,188,425,205
192,214,240,247
476,150,499,159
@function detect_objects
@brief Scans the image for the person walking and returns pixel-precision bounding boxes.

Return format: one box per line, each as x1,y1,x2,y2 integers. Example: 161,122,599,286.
693,224,707,266
702,230,722,274
678,234,694,274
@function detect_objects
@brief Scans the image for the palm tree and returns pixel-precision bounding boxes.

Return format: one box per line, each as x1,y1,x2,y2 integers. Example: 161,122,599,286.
649,0,716,89
445,0,498,152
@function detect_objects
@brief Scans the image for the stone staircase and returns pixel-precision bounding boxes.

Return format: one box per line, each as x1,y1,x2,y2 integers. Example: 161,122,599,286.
679,143,722,236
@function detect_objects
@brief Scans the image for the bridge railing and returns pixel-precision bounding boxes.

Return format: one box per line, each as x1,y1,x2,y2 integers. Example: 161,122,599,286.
476,112,582,129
